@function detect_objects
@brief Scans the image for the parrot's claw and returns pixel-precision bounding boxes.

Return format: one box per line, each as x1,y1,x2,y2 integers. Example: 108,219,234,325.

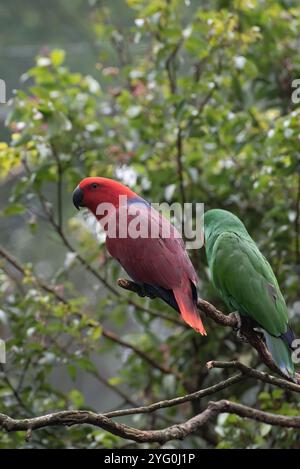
236,329,248,343
230,311,242,330
230,312,248,343
137,284,156,299
137,285,147,298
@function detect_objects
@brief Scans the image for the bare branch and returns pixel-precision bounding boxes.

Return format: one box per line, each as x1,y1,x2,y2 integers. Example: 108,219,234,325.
207,360,300,394
1,398,300,443
104,373,244,418
164,40,187,210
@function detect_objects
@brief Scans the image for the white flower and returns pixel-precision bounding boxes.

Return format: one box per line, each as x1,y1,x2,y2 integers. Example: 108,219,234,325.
234,56,247,70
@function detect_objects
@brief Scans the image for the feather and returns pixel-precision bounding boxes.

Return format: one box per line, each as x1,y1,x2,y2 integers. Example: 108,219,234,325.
74,177,205,334
204,209,295,379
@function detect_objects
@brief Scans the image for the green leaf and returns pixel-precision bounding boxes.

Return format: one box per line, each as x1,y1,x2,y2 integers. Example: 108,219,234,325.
50,49,66,67
67,364,77,382
3,203,25,216
68,389,84,408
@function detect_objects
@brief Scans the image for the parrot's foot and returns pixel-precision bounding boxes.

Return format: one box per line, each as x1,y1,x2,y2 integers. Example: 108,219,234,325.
138,284,157,299
236,329,249,343
117,278,157,299
229,311,242,329
229,312,248,343
137,285,147,297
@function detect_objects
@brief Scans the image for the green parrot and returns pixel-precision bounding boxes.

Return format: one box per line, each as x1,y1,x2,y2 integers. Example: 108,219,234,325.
204,208,295,380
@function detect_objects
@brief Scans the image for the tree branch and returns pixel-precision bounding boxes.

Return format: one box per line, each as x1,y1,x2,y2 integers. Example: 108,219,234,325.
117,278,298,382
2,258,300,443
198,300,293,380
104,373,244,418
207,360,300,394
1,398,300,443
164,39,187,211
2,247,297,382
165,39,183,95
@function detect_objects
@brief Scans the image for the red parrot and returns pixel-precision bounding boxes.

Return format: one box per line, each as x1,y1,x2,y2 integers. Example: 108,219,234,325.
72,177,206,335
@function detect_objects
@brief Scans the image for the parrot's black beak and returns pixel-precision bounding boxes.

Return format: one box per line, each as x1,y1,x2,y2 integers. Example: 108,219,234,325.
72,186,84,210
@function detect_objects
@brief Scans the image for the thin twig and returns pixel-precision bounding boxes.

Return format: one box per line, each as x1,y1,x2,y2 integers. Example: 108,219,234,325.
207,360,300,394
165,40,183,95
104,373,243,418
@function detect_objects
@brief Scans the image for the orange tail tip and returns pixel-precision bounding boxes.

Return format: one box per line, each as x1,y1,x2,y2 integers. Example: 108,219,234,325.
173,289,207,336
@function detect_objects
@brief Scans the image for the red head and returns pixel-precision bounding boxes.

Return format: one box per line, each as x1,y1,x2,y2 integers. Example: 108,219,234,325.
72,177,137,217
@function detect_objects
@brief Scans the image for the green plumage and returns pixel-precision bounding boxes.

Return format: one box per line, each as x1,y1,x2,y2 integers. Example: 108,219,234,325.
204,209,295,379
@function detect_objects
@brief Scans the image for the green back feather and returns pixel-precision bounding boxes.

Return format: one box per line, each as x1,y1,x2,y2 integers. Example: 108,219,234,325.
204,209,294,378
204,209,288,334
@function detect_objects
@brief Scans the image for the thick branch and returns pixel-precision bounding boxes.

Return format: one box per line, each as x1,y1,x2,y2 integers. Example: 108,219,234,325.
1,398,300,443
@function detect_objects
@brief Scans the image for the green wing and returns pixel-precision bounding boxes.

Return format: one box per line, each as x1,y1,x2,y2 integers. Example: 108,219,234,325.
209,232,289,337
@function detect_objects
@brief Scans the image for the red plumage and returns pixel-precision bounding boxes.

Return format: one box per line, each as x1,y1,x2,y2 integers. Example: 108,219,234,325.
74,177,206,335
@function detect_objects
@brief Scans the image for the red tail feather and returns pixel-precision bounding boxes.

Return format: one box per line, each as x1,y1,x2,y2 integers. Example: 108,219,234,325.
173,288,207,335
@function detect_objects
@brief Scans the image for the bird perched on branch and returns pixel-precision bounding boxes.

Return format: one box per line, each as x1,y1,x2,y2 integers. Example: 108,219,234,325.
204,208,295,380
72,177,206,335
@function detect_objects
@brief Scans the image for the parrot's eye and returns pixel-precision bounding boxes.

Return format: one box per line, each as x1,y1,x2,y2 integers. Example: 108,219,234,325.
90,183,99,190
